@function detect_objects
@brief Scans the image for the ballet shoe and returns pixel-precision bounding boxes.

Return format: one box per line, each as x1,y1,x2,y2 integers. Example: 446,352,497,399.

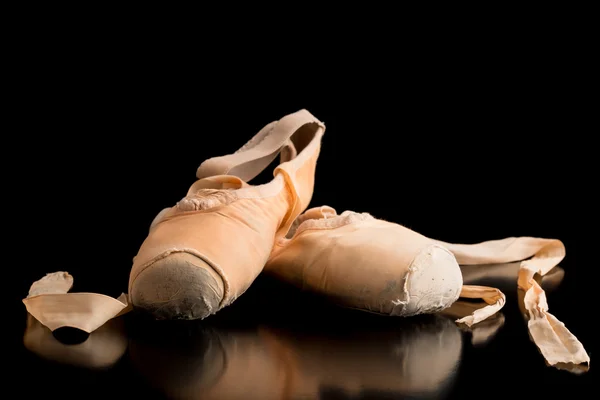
21,110,325,332
129,109,325,320
265,206,464,317
265,205,590,370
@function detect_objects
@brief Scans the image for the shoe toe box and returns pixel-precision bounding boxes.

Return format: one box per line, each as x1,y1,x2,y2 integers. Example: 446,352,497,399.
394,244,463,317
130,252,224,320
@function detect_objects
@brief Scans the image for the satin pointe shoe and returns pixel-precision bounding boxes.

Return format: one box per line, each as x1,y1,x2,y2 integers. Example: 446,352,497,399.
128,109,325,320
264,206,589,369
265,206,465,317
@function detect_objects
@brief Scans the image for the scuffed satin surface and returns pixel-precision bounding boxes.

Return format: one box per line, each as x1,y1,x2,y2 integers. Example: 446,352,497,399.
129,187,292,307
266,208,463,316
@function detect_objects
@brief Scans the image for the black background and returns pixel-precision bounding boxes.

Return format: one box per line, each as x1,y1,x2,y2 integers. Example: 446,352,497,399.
8,25,594,399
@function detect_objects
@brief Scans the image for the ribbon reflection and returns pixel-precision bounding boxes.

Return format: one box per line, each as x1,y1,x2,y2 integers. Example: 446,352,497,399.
22,313,128,369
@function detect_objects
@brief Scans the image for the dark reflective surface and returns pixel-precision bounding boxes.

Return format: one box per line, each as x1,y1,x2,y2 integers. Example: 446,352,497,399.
18,259,593,399
129,313,462,400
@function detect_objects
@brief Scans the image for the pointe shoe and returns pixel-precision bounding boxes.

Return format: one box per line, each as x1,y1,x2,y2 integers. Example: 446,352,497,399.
265,206,589,369
265,206,464,317
128,110,325,320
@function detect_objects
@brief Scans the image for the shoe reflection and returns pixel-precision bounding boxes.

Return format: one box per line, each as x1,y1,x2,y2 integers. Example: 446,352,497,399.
129,314,463,400
22,313,128,369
